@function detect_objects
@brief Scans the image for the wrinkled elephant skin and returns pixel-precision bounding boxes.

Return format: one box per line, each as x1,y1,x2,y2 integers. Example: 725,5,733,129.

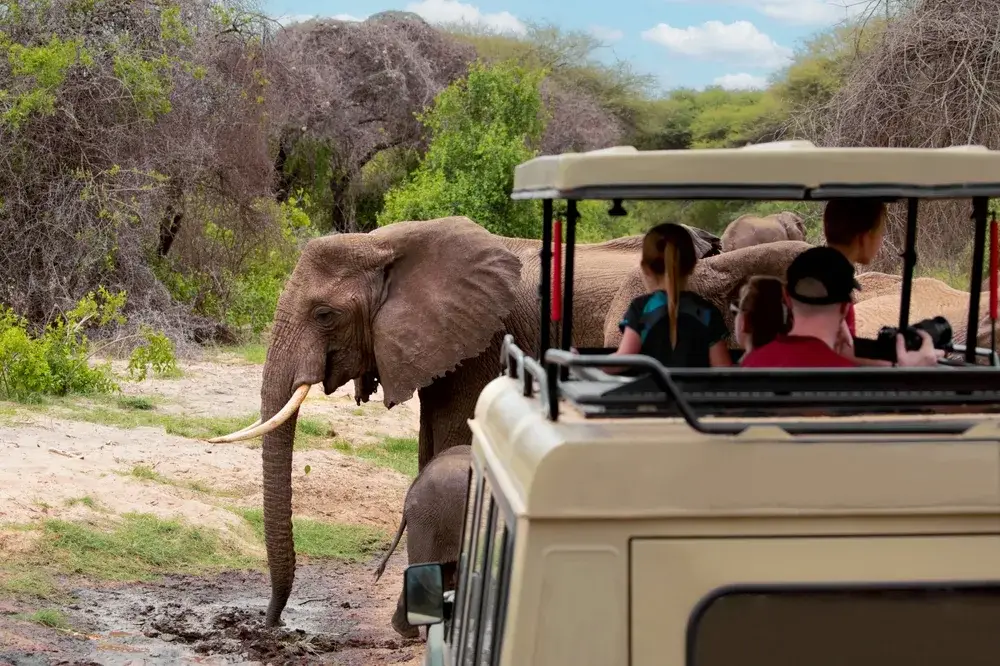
238,217,655,627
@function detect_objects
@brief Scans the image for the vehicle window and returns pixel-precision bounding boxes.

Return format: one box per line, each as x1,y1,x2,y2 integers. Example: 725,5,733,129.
477,506,511,665
690,586,1000,666
451,471,515,666
450,466,482,651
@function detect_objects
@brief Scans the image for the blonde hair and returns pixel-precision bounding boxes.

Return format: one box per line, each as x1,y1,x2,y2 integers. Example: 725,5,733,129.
641,223,698,349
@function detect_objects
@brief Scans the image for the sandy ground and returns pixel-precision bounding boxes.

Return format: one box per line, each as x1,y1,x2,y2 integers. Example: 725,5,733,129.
0,352,428,665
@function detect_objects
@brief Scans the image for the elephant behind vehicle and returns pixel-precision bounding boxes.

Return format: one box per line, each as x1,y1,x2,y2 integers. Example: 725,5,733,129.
374,445,472,639
604,240,813,348
720,211,807,253
206,216,647,628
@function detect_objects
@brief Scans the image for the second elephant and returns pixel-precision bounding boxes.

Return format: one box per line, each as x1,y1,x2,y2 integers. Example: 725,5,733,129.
720,211,806,253
604,240,813,348
374,445,472,639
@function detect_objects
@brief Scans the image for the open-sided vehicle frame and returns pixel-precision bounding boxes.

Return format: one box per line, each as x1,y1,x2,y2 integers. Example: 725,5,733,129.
401,141,1000,666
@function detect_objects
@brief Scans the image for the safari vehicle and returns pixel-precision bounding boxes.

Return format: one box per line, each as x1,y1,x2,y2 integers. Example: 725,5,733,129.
401,141,1000,666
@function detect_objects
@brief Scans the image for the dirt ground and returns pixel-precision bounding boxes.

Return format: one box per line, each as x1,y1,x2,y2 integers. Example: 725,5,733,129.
0,351,428,665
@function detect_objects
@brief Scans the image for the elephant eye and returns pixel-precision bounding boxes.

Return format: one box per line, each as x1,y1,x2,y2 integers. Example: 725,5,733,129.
313,306,337,326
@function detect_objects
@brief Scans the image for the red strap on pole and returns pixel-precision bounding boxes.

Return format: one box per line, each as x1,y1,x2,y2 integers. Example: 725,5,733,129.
552,218,562,322
990,213,998,321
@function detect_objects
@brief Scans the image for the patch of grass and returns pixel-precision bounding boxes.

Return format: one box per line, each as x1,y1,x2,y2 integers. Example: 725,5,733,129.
0,569,60,600
126,464,162,482
336,436,418,478
118,396,155,410
35,513,257,581
64,496,99,510
228,343,267,364
45,398,338,450
18,608,68,629
236,508,386,561
351,408,364,416
116,465,248,499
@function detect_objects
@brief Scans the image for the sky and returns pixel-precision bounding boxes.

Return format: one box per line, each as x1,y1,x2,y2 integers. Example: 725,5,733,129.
262,0,871,91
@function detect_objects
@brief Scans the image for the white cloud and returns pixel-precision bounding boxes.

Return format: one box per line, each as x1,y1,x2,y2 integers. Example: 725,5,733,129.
404,0,526,34
713,72,769,89
641,20,792,68
275,13,364,25
589,25,624,42
663,0,863,26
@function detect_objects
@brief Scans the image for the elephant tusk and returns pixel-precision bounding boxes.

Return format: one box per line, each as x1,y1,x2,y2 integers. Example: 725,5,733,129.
206,385,311,443
219,418,263,439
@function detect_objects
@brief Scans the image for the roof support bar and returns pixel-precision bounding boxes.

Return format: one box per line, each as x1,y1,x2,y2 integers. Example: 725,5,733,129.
539,198,553,360
898,198,919,331
558,200,579,381
967,196,989,364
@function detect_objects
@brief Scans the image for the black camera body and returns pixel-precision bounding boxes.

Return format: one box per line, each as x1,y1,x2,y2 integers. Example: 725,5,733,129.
871,316,953,363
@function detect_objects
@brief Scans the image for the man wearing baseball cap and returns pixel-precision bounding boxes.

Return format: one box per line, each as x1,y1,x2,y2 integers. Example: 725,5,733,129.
741,246,942,368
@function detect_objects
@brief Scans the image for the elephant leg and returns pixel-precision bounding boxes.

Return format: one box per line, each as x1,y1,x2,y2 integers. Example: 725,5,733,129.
392,591,420,639
416,333,505,472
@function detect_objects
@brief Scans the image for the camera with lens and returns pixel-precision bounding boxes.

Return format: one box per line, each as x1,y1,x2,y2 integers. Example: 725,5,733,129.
871,316,953,363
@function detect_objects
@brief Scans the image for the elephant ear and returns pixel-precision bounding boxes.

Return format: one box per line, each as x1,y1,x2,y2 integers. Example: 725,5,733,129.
371,217,523,407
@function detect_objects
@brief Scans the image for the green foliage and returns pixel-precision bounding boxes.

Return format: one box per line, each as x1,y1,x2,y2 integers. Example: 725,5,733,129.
0,288,178,401
113,53,173,120
152,194,319,341
0,34,93,129
378,60,548,237
223,196,318,337
127,326,180,381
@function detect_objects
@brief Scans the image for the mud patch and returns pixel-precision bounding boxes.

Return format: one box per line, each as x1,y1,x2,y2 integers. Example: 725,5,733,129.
0,559,424,665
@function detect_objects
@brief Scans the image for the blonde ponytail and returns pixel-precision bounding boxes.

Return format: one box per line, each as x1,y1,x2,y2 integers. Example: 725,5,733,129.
666,241,683,348
640,223,698,351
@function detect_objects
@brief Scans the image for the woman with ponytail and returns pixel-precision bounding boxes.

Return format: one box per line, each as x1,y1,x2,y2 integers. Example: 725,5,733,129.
612,223,732,368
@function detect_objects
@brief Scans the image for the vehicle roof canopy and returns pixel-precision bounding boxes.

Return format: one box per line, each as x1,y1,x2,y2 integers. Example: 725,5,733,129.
510,141,1000,201
473,376,1000,520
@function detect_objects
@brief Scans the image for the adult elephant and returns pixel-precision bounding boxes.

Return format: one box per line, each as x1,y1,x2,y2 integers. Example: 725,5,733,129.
604,240,813,348
208,216,680,628
720,211,806,253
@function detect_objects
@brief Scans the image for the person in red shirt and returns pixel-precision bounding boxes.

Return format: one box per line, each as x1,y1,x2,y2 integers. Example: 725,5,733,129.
822,198,888,363
741,246,943,368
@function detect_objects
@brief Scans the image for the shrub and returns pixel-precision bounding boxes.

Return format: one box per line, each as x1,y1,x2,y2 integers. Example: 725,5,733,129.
0,289,178,402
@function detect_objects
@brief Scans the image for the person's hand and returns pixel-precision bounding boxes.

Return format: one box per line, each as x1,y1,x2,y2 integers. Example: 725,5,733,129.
570,346,580,355
833,320,854,356
895,330,944,367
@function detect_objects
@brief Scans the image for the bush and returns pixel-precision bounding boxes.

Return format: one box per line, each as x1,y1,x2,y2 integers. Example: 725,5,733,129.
152,194,319,342
0,288,178,402
377,59,548,238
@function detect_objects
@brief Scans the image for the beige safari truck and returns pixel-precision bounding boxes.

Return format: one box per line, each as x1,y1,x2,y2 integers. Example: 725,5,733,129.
401,141,1000,666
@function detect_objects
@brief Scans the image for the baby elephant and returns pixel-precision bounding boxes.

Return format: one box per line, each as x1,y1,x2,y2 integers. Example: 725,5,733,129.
374,444,472,639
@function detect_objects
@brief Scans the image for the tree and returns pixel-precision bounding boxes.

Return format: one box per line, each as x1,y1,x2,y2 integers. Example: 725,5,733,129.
272,12,476,232
0,0,282,341
377,60,547,238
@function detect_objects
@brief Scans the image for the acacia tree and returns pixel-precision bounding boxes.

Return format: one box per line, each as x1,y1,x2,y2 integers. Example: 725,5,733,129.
271,12,477,232
0,0,287,341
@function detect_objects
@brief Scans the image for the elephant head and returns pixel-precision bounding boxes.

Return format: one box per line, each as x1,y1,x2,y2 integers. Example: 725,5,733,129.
604,240,812,347
774,211,806,242
720,211,807,253
209,217,522,627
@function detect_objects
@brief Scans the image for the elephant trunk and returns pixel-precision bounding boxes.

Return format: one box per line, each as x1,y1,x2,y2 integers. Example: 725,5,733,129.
258,317,311,628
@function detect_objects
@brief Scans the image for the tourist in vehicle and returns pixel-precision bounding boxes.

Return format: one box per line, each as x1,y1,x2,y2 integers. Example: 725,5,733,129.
740,246,943,368
731,275,792,357
823,197,891,364
611,223,732,369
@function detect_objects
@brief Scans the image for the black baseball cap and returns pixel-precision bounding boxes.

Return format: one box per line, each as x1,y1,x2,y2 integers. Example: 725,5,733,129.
785,246,860,305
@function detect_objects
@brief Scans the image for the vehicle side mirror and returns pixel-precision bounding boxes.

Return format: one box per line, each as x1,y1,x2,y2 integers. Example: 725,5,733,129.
404,562,445,627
